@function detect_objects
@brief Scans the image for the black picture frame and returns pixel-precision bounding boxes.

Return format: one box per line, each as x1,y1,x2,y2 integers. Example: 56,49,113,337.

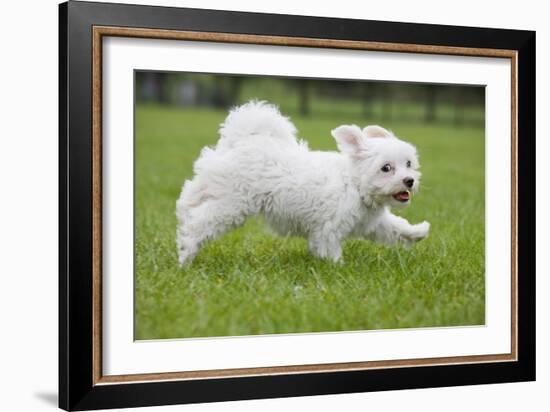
59,1,536,410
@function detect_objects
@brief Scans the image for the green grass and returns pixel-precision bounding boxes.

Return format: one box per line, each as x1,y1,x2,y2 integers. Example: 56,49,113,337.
135,104,485,340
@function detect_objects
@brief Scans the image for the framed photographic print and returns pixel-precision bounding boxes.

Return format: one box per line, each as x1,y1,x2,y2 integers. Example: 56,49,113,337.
59,1,535,410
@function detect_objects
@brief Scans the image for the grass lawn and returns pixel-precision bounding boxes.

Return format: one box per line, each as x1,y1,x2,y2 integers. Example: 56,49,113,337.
135,104,485,340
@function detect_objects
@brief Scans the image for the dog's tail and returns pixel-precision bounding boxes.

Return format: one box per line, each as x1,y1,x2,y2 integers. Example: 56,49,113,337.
217,100,298,150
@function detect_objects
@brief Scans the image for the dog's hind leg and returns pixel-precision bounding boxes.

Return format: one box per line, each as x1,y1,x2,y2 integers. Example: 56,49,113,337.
176,194,249,266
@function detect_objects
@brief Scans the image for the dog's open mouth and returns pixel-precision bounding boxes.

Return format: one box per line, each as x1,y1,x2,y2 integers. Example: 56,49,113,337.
392,190,410,203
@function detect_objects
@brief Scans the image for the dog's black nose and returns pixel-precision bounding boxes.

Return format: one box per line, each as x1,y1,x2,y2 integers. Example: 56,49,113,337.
403,177,414,188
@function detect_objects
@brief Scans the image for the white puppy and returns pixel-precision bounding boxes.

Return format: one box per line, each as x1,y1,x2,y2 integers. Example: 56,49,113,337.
176,100,430,265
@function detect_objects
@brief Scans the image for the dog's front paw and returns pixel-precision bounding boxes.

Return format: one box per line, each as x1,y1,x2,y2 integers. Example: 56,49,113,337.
412,221,430,241
402,221,430,247
410,221,430,242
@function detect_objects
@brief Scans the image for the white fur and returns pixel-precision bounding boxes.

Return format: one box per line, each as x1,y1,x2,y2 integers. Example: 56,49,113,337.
176,100,430,264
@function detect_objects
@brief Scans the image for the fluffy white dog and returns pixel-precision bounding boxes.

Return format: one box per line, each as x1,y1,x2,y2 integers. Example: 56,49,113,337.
176,101,430,265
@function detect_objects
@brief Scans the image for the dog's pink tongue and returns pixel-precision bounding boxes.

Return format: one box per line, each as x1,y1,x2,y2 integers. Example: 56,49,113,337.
397,191,409,201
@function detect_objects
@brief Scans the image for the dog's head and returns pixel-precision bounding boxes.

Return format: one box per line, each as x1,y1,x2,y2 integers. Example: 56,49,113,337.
332,124,421,208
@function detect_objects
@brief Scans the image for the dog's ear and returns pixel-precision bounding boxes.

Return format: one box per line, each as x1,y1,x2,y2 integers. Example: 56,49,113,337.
331,125,365,155
363,125,392,138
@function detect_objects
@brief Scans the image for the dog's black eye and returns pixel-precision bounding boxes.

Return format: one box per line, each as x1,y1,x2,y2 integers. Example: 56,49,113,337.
406,160,411,168
381,164,391,172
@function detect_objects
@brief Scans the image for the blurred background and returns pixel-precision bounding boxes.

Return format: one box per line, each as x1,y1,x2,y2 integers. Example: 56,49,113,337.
135,71,484,127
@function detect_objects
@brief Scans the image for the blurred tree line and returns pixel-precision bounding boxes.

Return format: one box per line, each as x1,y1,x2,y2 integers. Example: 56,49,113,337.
136,71,484,127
